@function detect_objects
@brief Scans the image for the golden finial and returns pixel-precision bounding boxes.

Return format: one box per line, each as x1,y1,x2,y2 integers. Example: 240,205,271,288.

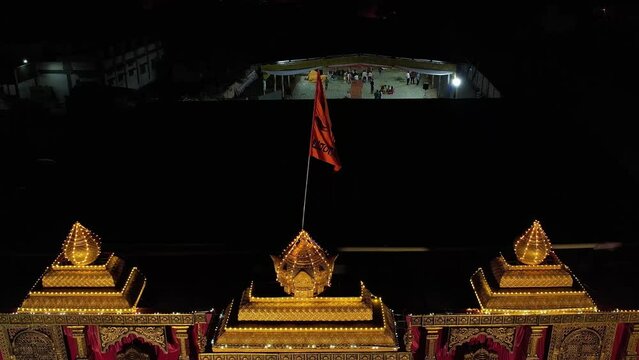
271,230,337,297
62,222,102,266
514,220,552,265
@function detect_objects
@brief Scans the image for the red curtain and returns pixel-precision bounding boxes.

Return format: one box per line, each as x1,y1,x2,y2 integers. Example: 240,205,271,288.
63,326,79,360
435,326,530,360
405,316,422,352
610,323,631,360
86,325,180,360
190,312,213,355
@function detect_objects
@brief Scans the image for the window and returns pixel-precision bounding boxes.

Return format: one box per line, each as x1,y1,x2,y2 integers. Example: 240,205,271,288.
128,68,135,76
118,74,125,82
140,63,147,75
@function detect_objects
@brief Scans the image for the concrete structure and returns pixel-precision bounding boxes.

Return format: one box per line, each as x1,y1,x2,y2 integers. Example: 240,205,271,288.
0,40,163,109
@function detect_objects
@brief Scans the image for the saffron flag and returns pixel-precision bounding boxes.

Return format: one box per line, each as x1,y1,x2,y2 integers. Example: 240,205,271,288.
310,74,342,171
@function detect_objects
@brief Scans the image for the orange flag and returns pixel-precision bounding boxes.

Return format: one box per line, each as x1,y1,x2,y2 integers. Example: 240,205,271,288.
310,74,341,171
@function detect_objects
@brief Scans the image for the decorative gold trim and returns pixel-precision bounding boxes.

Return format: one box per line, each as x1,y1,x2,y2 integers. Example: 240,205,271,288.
411,311,639,327
239,285,373,322
470,269,597,313
199,352,413,360
0,313,205,326
99,326,167,353
448,327,515,351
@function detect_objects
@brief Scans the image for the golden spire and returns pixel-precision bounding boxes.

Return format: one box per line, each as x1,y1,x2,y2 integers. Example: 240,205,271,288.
62,221,102,266
271,230,337,297
514,220,552,265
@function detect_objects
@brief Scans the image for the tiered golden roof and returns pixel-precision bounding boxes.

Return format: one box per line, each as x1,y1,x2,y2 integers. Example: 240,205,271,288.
18,222,146,314
211,230,398,352
471,220,597,314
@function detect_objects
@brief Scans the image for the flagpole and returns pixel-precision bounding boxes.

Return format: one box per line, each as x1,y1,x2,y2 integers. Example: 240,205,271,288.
301,76,319,230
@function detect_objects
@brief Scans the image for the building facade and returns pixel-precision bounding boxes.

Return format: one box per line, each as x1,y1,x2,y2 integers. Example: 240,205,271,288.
0,40,163,108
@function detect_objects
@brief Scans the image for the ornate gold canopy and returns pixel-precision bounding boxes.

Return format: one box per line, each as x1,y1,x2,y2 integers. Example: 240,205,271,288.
210,230,399,352
271,230,337,297
513,220,552,265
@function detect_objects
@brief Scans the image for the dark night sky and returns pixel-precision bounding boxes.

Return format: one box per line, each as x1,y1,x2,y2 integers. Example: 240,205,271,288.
2,0,639,313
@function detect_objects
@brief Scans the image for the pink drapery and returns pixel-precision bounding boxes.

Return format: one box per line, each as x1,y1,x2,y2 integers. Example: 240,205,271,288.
86,325,180,360
63,326,79,360
435,326,530,360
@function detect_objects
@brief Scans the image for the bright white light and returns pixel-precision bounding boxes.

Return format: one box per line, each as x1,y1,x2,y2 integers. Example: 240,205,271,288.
22,59,28,64
452,77,461,87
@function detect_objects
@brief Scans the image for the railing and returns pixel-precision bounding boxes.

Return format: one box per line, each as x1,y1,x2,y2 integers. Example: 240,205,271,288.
461,63,501,98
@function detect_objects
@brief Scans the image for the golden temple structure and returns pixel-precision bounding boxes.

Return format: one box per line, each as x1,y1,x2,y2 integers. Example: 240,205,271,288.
209,230,400,353
470,220,597,314
18,222,146,314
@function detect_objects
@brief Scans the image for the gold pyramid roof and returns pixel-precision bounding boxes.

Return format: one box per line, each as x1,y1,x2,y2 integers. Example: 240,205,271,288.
271,229,337,297
471,220,597,314
18,222,146,314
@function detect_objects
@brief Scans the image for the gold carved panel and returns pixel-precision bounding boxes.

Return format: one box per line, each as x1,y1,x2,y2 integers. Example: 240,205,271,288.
463,348,499,360
100,326,167,353
547,325,615,360
3,326,68,360
116,346,152,360
448,327,515,351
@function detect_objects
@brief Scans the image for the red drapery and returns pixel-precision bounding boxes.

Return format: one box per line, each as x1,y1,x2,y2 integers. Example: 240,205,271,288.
405,316,421,353
405,316,425,360
190,312,213,356
63,326,79,360
86,325,180,360
610,323,631,360
435,326,530,360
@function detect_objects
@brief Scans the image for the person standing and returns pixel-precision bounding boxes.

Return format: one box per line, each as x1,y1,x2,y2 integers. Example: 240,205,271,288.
370,79,375,94
406,71,410,85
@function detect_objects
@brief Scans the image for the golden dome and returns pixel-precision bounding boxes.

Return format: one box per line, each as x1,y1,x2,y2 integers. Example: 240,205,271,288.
271,230,337,297
514,220,552,265
62,222,102,266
